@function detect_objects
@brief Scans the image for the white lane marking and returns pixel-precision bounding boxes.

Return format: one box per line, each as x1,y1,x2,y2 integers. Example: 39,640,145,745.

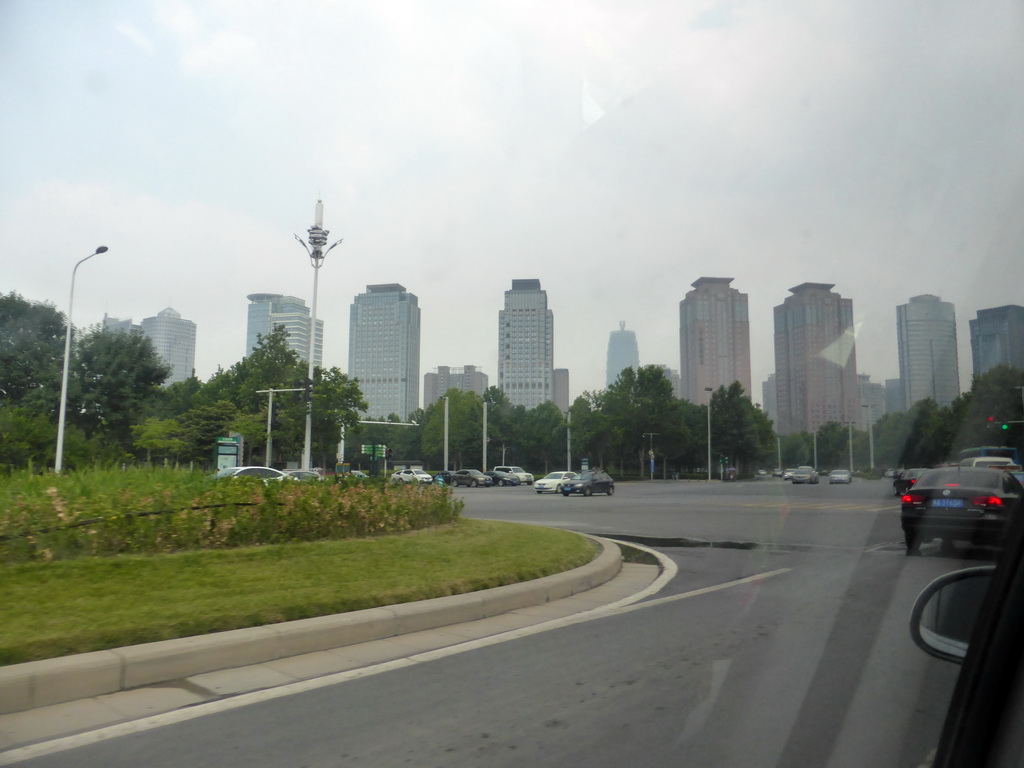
0,558,799,766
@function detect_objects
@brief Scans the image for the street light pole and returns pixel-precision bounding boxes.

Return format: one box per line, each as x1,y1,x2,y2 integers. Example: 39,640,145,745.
565,409,572,472
862,403,875,469
294,200,343,471
643,432,658,480
443,396,450,471
705,387,713,482
482,400,488,471
55,246,108,474
848,420,854,473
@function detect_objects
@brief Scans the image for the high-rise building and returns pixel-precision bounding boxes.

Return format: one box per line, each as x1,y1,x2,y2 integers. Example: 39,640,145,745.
679,277,752,403
896,294,960,407
857,374,885,429
245,293,323,366
423,365,488,408
141,308,196,385
102,313,139,333
651,364,682,399
498,279,554,409
885,378,905,414
773,283,860,435
762,374,777,422
348,284,421,420
970,305,1024,376
606,322,640,387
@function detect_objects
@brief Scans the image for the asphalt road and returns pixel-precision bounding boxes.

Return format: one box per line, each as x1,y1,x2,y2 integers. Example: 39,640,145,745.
10,478,977,768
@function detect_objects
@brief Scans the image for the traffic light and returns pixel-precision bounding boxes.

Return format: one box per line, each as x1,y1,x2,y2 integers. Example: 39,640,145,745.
270,403,282,430
386,447,393,459
987,417,1010,430
304,377,314,403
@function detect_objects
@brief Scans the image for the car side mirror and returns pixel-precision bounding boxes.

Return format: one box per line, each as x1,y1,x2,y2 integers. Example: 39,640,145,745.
910,566,995,663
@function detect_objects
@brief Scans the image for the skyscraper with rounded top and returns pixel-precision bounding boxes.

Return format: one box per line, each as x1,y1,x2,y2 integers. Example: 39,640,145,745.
679,277,751,403
896,294,960,408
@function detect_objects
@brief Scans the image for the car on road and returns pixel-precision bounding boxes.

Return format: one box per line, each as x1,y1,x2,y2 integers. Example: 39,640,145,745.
484,470,521,486
492,466,534,485
534,471,576,493
893,467,929,496
432,470,456,486
790,466,819,484
214,466,290,481
900,466,1024,555
285,469,325,481
451,469,493,487
782,468,797,480
828,469,852,484
389,468,434,485
561,469,615,496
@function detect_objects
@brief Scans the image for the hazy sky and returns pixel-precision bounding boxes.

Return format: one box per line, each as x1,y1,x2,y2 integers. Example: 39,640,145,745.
3,0,1023,405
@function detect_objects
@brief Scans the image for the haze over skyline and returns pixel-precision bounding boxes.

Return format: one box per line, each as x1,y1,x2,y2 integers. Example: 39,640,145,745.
4,1,1022,405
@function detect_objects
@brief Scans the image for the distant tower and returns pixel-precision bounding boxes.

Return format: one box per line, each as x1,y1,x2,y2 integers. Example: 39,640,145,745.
606,322,640,387
423,365,488,408
245,293,323,365
773,283,859,435
141,308,196,384
970,305,1024,375
896,295,960,407
348,284,421,420
498,279,554,408
679,277,751,403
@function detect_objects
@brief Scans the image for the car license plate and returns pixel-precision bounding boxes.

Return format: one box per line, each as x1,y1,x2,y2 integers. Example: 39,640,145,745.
931,498,964,508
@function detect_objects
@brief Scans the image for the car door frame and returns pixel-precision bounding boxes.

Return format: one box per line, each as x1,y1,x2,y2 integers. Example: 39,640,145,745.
933,493,1024,767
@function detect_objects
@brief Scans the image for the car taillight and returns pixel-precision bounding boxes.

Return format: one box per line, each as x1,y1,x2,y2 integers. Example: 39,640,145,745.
971,496,1004,507
909,478,918,486
902,494,926,504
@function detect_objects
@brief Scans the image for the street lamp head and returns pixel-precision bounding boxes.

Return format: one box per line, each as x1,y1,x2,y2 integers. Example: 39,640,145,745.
95,246,108,254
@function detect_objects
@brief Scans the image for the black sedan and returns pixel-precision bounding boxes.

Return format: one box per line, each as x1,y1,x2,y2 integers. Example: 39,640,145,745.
900,466,1024,555
484,470,521,486
561,469,615,497
893,467,929,496
450,469,493,487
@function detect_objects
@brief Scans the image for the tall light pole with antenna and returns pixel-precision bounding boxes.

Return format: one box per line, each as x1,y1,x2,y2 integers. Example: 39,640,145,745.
294,201,342,471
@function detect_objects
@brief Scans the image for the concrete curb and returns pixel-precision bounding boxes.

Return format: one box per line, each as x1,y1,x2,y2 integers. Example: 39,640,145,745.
0,536,621,715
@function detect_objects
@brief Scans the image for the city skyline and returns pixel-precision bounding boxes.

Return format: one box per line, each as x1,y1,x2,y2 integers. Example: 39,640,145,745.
5,3,1022,414
896,294,960,408
72,288,1022,413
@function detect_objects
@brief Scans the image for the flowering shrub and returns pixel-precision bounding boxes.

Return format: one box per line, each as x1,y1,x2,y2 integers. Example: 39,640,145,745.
0,469,462,563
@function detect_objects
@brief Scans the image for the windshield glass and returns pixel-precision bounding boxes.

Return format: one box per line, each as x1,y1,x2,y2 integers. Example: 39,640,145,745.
3,2,1023,767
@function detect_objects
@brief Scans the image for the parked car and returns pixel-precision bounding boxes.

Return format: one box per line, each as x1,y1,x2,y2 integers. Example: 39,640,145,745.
285,469,325,481
483,470,520,486
561,469,615,496
389,468,434,485
433,470,456,486
492,465,534,485
901,466,1024,555
534,471,576,493
790,466,819,484
828,469,852,484
214,466,290,481
451,469,493,487
893,467,929,496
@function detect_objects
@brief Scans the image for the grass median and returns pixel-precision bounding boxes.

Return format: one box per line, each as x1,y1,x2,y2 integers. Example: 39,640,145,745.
0,518,595,666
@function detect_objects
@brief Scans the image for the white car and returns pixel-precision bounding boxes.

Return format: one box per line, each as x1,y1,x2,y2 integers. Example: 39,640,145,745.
534,471,577,494
389,468,434,485
492,465,534,485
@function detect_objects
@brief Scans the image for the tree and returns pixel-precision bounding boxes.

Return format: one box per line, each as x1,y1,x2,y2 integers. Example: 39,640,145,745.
0,292,65,412
72,326,170,444
0,406,56,471
310,366,368,469
707,382,774,476
130,417,188,464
